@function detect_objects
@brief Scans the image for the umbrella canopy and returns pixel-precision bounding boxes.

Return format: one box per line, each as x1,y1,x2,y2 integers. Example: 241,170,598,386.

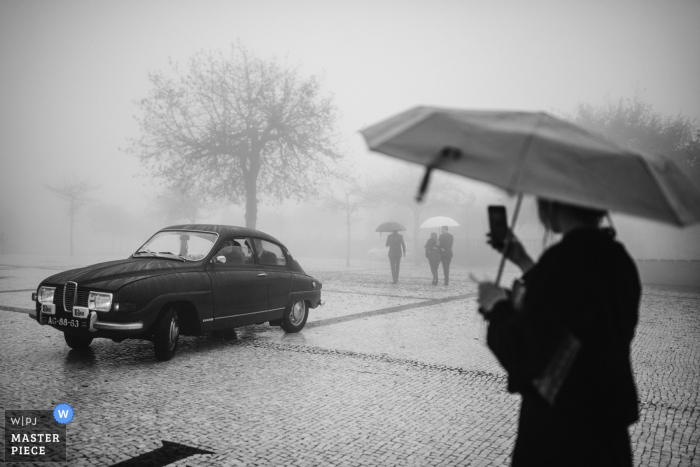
375,221,406,232
420,216,460,228
360,106,700,227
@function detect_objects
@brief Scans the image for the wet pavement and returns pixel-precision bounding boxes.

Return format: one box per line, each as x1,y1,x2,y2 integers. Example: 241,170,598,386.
0,255,698,466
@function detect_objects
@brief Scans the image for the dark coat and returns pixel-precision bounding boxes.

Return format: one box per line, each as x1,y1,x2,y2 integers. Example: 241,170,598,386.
485,228,640,466
386,232,406,258
424,238,441,263
438,232,453,258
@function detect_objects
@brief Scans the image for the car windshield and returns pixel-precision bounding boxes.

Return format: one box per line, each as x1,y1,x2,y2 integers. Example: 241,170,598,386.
134,230,218,262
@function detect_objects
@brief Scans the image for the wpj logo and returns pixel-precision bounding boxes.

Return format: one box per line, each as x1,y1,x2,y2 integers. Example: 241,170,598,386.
3,406,70,463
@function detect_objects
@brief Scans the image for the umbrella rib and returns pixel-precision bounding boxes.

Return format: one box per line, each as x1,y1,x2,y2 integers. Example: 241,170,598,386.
359,107,435,148
636,156,685,226
507,113,545,191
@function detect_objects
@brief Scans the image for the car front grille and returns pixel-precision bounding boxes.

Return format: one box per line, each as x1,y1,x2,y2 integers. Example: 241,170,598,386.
54,283,89,312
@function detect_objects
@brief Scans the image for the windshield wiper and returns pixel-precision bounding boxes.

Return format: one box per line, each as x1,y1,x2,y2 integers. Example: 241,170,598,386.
134,249,156,256
157,251,187,262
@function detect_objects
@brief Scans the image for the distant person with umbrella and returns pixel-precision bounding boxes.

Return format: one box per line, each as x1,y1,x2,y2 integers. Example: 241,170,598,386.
424,232,442,285
376,221,407,284
438,226,454,285
386,230,406,283
419,216,460,285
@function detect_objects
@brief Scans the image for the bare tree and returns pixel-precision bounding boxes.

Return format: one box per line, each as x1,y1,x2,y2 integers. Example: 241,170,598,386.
47,178,98,256
567,92,700,185
128,42,344,229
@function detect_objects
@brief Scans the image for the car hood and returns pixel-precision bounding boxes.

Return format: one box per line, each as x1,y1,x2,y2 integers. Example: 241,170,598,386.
41,257,202,291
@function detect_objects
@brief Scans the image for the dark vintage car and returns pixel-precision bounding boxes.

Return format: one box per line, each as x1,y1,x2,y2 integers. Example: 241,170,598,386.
30,225,323,361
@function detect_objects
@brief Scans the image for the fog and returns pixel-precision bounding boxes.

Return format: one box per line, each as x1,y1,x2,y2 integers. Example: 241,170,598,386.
1,0,699,263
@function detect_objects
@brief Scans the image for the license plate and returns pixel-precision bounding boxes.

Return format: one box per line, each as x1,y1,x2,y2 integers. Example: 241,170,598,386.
46,316,82,328
72,306,89,318
41,304,56,315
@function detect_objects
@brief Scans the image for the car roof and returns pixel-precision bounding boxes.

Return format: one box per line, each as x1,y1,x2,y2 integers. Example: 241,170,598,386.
162,224,284,246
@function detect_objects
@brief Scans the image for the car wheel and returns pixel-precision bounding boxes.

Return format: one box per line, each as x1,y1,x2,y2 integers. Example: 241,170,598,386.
281,300,308,333
64,333,93,350
154,308,179,361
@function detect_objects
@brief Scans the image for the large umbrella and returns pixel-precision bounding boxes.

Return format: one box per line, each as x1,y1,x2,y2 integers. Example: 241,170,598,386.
361,106,700,283
361,106,700,227
420,216,460,229
375,221,406,233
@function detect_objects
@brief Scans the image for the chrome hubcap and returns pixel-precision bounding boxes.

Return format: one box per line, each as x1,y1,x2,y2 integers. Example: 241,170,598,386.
290,301,305,326
168,317,179,351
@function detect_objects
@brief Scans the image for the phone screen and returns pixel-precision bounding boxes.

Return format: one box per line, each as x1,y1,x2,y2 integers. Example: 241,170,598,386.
488,205,508,247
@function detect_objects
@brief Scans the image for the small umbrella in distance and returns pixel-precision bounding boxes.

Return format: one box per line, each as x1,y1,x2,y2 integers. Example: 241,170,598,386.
420,216,460,229
375,221,406,233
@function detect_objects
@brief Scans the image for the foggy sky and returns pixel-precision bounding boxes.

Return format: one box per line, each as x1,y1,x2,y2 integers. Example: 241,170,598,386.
1,0,699,258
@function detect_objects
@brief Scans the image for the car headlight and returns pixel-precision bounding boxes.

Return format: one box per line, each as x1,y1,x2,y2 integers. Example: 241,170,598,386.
88,292,113,312
38,287,55,304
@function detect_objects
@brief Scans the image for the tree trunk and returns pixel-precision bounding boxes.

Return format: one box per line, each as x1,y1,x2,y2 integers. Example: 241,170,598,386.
244,182,257,229
243,152,261,229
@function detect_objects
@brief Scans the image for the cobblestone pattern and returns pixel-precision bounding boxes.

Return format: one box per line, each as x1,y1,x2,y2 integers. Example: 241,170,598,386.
1,257,698,466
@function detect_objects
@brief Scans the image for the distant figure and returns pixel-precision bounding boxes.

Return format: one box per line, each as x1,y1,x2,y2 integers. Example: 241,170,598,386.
424,232,442,285
386,230,406,284
438,226,454,285
475,199,640,466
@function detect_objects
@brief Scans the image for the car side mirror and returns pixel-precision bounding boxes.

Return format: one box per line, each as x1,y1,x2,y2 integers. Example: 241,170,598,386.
212,255,226,264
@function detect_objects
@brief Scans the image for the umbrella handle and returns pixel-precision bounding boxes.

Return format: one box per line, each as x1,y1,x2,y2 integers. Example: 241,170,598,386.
415,146,462,202
415,167,434,202
495,193,523,287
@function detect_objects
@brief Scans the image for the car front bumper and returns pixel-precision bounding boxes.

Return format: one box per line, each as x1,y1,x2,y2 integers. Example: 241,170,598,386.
33,307,144,337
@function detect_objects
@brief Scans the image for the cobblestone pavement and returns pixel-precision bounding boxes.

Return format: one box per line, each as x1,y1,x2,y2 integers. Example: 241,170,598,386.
0,255,698,466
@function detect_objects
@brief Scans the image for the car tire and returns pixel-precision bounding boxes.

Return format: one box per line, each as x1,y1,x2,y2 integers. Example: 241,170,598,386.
153,308,179,361
281,300,308,333
64,333,93,350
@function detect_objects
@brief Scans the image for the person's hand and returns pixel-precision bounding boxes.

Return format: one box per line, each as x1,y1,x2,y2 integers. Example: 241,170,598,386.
476,281,508,313
486,230,534,273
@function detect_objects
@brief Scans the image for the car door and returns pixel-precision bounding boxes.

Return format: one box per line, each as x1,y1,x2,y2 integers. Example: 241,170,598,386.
206,237,268,328
253,239,292,315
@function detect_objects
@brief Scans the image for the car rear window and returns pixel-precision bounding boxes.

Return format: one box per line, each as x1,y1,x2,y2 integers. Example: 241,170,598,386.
255,240,287,266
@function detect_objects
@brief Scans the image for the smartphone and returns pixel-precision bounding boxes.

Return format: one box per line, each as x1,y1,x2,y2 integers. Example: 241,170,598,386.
487,205,508,248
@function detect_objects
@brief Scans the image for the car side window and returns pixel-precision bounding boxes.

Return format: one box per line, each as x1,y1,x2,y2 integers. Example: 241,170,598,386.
255,240,287,266
213,238,255,265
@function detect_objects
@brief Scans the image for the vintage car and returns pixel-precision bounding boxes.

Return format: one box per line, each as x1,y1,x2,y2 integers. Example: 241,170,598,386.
30,225,323,361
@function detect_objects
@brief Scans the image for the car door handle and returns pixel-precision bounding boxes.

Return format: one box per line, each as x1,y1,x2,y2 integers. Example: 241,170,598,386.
257,273,267,277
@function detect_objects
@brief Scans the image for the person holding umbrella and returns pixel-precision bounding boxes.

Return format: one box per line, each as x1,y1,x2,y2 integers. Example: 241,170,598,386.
438,226,454,285
476,198,640,466
424,232,442,285
386,229,406,283
419,217,460,285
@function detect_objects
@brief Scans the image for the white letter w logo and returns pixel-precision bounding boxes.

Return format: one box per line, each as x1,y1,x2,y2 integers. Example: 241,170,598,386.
58,410,69,418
